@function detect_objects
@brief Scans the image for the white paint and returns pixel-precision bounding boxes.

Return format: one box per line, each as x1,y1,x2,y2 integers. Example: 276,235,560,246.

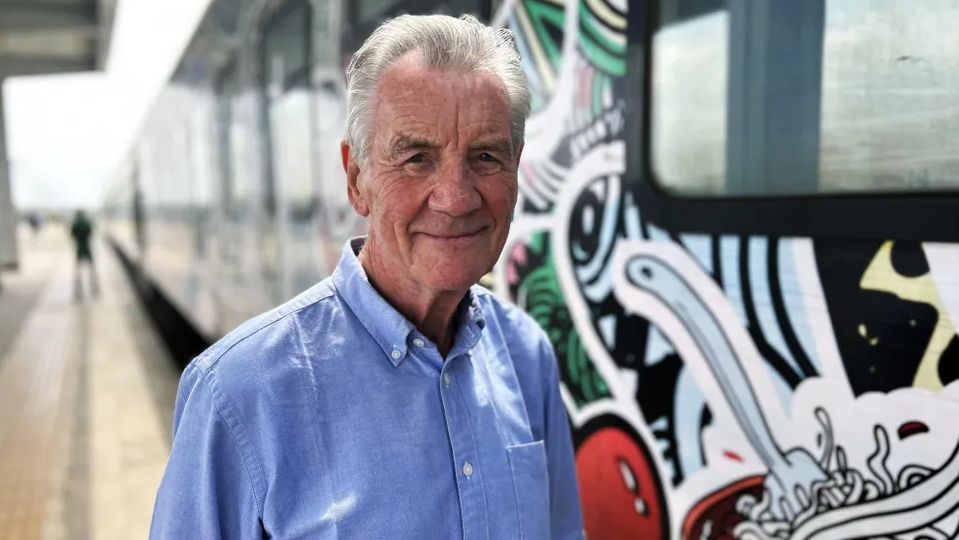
924,242,959,336
790,238,849,385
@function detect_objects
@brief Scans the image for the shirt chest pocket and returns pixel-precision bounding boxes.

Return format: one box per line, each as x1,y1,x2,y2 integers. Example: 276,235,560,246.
506,440,550,540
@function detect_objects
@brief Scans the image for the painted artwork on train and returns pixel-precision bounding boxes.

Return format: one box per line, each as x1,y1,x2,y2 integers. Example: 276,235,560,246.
495,0,959,538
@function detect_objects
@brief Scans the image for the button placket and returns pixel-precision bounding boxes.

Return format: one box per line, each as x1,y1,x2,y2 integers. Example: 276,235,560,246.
438,359,485,538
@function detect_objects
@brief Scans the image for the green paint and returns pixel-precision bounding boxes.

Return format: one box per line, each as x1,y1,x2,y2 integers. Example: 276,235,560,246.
523,0,566,72
578,31,626,77
577,3,626,77
516,233,611,406
578,2,626,54
591,73,604,116
530,92,545,114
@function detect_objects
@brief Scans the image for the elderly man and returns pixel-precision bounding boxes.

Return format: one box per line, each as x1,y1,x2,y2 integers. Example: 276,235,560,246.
151,14,583,540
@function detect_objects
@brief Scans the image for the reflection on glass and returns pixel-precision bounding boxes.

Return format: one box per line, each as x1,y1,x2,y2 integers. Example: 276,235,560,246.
264,0,320,297
651,0,959,196
819,0,959,193
652,12,727,195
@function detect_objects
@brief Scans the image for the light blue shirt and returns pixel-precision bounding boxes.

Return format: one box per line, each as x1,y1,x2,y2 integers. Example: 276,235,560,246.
150,238,584,539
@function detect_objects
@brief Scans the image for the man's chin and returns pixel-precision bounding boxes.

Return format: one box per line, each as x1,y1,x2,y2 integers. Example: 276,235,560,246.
420,268,487,293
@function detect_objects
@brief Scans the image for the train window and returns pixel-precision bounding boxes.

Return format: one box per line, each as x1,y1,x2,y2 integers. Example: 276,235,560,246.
215,65,244,215
263,0,312,94
261,0,322,296
650,0,959,197
342,0,492,57
262,0,315,208
359,0,397,22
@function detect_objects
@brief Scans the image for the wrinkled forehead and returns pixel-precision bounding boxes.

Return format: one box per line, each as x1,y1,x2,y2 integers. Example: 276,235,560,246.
371,58,512,149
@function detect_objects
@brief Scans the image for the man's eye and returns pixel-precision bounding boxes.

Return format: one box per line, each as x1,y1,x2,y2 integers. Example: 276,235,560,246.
402,153,433,175
472,153,504,174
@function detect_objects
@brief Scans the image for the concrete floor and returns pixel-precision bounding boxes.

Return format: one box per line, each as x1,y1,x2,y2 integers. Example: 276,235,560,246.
0,224,179,539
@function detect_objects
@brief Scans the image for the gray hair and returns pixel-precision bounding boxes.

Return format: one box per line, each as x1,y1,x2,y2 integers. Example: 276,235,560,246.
345,14,530,163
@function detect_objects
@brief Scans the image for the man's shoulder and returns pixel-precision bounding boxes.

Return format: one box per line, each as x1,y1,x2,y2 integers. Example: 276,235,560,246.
190,278,340,378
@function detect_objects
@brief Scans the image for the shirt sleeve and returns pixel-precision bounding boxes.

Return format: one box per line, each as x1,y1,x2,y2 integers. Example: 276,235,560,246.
539,338,586,539
150,364,264,540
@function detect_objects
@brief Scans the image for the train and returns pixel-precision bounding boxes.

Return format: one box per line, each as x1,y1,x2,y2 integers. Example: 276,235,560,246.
103,0,959,538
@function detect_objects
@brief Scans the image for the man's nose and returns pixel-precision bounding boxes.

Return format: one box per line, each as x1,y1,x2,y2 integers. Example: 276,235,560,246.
428,163,482,216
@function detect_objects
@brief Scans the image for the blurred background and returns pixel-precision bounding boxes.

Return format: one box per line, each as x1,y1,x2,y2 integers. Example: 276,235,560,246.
2,0,958,539
0,3,213,538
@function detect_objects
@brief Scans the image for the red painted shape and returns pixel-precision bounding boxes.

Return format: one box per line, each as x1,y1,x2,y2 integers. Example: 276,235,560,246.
682,476,764,540
576,428,666,540
722,450,744,463
898,420,930,440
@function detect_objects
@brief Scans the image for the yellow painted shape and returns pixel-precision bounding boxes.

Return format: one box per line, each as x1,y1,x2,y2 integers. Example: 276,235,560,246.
514,1,557,92
585,0,627,31
860,240,953,391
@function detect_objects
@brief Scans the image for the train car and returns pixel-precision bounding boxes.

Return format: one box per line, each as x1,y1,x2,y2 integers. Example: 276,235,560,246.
103,0,959,538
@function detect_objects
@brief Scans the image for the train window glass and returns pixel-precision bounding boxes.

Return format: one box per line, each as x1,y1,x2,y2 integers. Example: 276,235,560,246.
262,0,322,295
651,2,727,196
353,0,487,22
216,65,245,214
650,0,959,196
342,0,491,57
428,0,488,17
264,0,311,93
359,0,396,22
262,0,315,207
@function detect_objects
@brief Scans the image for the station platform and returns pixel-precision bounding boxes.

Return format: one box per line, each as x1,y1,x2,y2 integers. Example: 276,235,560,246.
0,224,180,539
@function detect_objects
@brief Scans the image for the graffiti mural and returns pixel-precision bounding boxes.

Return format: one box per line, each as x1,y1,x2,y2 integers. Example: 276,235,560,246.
494,0,959,538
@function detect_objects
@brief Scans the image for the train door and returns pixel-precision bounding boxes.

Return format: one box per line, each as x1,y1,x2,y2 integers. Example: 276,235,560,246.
262,0,322,300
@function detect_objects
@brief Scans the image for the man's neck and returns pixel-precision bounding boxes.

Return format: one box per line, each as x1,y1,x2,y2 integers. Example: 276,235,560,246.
357,246,466,357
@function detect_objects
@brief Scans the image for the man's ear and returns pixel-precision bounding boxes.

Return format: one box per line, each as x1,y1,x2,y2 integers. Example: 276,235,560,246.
342,140,370,217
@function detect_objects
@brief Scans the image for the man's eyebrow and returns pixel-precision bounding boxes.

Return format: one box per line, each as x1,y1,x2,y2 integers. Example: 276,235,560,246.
388,134,438,157
469,139,513,156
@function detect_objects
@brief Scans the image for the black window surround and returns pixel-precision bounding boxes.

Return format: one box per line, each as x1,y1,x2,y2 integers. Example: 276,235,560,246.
625,0,959,242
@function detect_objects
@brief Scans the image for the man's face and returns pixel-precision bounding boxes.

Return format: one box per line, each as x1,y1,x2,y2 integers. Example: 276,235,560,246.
345,56,520,294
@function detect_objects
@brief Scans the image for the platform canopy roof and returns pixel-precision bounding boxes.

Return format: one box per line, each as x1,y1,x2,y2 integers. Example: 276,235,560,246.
0,0,116,76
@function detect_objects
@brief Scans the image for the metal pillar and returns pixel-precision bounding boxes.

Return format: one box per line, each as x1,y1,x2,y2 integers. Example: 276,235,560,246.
0,82,18,270
725,0,825,196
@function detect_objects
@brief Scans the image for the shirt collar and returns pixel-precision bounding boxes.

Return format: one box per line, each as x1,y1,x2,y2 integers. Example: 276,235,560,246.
332,237,486,367
447,288,486,359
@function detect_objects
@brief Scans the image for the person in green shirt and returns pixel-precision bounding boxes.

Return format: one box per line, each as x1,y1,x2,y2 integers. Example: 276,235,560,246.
70,210,99,299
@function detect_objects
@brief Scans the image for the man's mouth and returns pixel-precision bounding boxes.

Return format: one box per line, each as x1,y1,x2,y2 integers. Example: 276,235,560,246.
418,227,488,240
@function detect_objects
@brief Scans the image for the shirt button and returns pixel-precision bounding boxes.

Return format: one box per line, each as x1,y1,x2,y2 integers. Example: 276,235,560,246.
462,461,473,477
443,373,451,386
413,338,425,347
391,349,401,360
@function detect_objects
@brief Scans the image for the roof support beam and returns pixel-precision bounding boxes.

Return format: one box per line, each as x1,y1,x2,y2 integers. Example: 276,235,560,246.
0,1,97,33
0,55,95,76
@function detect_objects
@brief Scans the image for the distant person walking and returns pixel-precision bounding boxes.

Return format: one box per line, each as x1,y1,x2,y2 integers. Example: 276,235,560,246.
70,210,99,299
25,211,43,234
